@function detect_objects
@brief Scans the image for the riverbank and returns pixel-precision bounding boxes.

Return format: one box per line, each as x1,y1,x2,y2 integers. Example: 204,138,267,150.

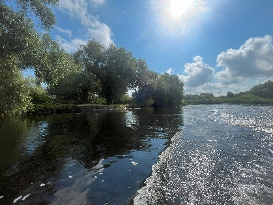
27,103,138,115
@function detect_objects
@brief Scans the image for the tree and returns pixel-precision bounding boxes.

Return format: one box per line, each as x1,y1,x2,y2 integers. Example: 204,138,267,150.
151,74,184,107
0,1,58,67
74,40,138,104
133,70,159,106
133,73,184,108
250,80,273,99
48,71,101,103
0,1,59,115
37,34,81,85
0,56,32,115
227,92,235,98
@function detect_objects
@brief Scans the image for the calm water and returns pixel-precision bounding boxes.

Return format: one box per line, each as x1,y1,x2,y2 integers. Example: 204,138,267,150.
0,108,183,204
135,105,273,204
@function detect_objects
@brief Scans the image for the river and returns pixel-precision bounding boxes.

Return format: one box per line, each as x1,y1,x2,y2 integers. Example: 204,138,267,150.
0,105,273,204
135,105,273,204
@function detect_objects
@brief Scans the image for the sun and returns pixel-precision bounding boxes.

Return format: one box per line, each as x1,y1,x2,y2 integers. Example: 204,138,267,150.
169,0,194,18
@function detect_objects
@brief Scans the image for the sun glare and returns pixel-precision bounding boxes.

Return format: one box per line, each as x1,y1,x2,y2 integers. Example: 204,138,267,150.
150,0,209,39
169,0,194,18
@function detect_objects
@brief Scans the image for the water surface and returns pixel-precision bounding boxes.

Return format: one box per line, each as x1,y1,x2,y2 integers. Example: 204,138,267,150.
135,105,273,204
2,105,273,204
0,108,183,204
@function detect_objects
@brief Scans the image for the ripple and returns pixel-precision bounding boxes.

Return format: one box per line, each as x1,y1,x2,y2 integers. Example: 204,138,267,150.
134,105,273,204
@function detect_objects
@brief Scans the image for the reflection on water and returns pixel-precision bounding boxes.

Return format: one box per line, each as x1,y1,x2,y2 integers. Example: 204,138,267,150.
0,108,183,204
24,121,48,155
134,105,273,205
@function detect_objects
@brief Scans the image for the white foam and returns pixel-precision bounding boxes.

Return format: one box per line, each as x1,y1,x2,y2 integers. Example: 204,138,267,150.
13,196,22,203
22,194,30,201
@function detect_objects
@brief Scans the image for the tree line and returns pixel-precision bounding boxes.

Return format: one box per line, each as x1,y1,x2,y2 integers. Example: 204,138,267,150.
0,1,184,115
184,80,273,105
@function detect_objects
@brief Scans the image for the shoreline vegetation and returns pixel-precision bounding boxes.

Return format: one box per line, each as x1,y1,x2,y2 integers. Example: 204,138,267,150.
1,22,184,117
184,80,273,106
22,79,273,115
1,1,184,116
1,1,273,117
29,79,273,115
27,104,136,115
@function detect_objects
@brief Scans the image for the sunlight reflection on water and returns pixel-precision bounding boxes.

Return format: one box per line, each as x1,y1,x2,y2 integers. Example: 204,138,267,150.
134,105,273,205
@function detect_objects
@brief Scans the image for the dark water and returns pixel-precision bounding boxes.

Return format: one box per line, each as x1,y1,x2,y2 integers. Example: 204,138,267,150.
0,108,183,204
134,105,273,204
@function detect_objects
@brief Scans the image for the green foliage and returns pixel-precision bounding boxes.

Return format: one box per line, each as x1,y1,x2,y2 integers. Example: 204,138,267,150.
152,74,184,107
227,92,235,98
0,4,43,67
0,1,58,68
116,94,133,104
250,80,273,99
185,81,273,105
134,73,184,108
26,77,53,104
74,40,138,104
48,72,95,103
2,0,57,30
48,71,99,104
0,56,32,115
133,70,159,106
184,93,217,104
0,1,60,115
37,35,81,85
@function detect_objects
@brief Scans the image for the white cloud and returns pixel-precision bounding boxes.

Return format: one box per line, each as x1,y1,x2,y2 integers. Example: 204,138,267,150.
166,68,175,74
87,22,113,47
90,0,106,7
181,36,273,96
56,35,87,53
216,35,273,84
179,56,215,87
57,0,113,51
55,26,72,38
185,82,223,95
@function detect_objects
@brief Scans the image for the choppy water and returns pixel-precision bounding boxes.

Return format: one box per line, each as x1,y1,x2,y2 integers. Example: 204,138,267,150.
134,105,273,204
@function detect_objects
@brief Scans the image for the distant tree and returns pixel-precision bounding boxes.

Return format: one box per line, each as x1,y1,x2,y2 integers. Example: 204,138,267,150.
133,70,159,106
250,80,273,99
227,92,235,98
132,58,150,89
184,94,200,101
153,74,184,107
133,73,184,107
200,93,214,99
74,40,138,104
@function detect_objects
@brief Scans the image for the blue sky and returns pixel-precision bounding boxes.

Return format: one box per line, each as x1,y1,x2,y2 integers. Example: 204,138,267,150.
50,0,273,95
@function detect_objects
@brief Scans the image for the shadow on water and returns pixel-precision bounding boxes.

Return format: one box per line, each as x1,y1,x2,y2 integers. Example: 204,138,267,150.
0,107,183,204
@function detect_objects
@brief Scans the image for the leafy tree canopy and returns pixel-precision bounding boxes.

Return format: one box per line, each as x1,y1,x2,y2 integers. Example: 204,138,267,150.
74,40,138,104
0,0,59,115
38,34,81,85
250,80,273,99
0,56,32,115
133,73,184,108
0,0,58,68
